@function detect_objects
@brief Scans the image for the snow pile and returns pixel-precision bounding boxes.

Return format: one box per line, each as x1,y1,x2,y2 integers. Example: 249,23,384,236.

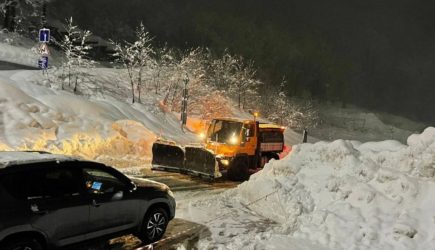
233,127,435,249
0,76,193,168
177,128,435,249
0,41,38,68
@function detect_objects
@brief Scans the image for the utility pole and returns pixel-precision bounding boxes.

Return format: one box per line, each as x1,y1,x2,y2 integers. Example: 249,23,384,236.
180,74,189,132
302,129,308,143
38,0,50,75
41,0,47,27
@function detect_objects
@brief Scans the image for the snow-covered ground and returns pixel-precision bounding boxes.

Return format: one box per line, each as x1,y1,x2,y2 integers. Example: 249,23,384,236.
176,127,435,249
0,69,197,168
311,104,427,143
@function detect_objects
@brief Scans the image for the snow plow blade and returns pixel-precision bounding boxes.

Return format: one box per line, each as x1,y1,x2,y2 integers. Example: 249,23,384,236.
184,146,220,179
151,141,185,172
151,140,221,179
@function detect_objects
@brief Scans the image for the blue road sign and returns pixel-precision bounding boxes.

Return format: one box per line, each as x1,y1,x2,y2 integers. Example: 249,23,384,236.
38,56,48,69
39,28,50,43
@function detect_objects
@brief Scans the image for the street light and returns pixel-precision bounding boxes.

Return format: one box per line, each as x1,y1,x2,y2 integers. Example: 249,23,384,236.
181,73,189,131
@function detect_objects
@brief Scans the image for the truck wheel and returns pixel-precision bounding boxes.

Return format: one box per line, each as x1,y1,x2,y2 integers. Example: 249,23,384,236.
261,153,280,168
138,207,169,245
268,153,280,161
227,157,249,181
3,237,43,250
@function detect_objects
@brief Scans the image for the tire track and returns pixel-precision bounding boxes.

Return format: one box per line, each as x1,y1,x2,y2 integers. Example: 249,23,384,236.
142,171,239,192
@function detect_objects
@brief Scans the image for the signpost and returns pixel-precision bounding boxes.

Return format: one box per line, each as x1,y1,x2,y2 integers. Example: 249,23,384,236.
39,43,50,56
37,28,50,72
38,56,48,70
38,3,50,74
39,28,50,43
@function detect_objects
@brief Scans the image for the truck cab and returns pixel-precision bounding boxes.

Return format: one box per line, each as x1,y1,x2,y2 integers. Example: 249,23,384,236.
204,118,285,180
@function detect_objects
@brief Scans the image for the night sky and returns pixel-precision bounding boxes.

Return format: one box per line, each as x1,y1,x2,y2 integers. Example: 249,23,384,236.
50,0,435,123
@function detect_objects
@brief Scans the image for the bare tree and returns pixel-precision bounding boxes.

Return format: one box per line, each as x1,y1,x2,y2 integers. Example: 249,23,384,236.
111,23,154,103
111,41,136,103
57,17,93,93
266,76,320,130
131,22,154,103
229,56,261,109
73,29,94,93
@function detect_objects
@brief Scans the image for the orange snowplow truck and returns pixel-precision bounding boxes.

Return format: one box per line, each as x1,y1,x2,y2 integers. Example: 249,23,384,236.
152,118,286,181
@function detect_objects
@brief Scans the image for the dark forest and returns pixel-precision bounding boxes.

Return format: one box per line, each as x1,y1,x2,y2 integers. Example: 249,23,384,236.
50,0,435,123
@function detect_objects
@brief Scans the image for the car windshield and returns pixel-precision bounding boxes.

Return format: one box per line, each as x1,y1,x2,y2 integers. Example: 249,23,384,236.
207,120,242,144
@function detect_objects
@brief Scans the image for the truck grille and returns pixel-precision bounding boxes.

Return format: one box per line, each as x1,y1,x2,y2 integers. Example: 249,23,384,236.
260,143,283,152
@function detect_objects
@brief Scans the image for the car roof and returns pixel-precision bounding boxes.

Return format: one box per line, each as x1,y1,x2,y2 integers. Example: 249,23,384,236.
0,151,78,169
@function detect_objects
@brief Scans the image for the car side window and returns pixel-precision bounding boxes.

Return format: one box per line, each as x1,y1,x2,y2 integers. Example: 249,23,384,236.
43,167,81,198
0,164,81,200
83,167,127,195
0,169,44,200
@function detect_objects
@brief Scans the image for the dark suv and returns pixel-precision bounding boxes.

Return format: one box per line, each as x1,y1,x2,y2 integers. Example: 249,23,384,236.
0,151,176,250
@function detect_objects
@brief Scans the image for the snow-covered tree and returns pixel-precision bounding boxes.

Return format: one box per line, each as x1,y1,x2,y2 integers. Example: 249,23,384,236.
111,23,154,103
209,51,237,90
57,17,94,92
229,56,261,109
111,40,136,102
153,45,174,94
165,48,233,119
267,77,289,125
73,29,94,93
265,76,320,130
57,17,79,89
131,23,154,103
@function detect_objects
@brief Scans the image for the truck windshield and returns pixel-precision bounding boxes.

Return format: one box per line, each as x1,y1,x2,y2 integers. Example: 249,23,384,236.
207,120,242,143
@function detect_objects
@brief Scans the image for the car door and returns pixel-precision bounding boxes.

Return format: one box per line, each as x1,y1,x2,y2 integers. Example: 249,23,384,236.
80,163,140,239
1,163,90,247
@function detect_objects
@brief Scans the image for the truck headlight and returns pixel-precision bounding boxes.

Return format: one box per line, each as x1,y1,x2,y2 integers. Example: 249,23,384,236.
229,135,239,145
221,159,230,166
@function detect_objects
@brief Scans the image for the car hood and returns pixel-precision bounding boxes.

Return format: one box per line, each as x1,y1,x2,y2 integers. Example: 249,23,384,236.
130,177,171,192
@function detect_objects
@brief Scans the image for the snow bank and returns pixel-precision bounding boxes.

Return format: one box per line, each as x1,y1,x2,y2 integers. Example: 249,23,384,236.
0,77,171,167
234,127,435,249
177,128,435,249
0,41,39,68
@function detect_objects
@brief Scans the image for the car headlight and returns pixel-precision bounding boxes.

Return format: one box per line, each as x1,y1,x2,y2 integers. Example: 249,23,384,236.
167,189,174,198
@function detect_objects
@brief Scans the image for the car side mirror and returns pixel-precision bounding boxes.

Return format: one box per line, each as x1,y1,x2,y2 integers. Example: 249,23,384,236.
129,182,137,192
245,129,250,137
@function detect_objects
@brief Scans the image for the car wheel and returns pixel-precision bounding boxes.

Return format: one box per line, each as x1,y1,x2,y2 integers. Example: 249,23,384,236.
139,207,169,245
3,237,43,250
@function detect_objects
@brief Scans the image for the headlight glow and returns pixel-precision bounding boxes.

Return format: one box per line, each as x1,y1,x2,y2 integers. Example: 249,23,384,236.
221,159,230,166
198,132,206,139
229,134,239,145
